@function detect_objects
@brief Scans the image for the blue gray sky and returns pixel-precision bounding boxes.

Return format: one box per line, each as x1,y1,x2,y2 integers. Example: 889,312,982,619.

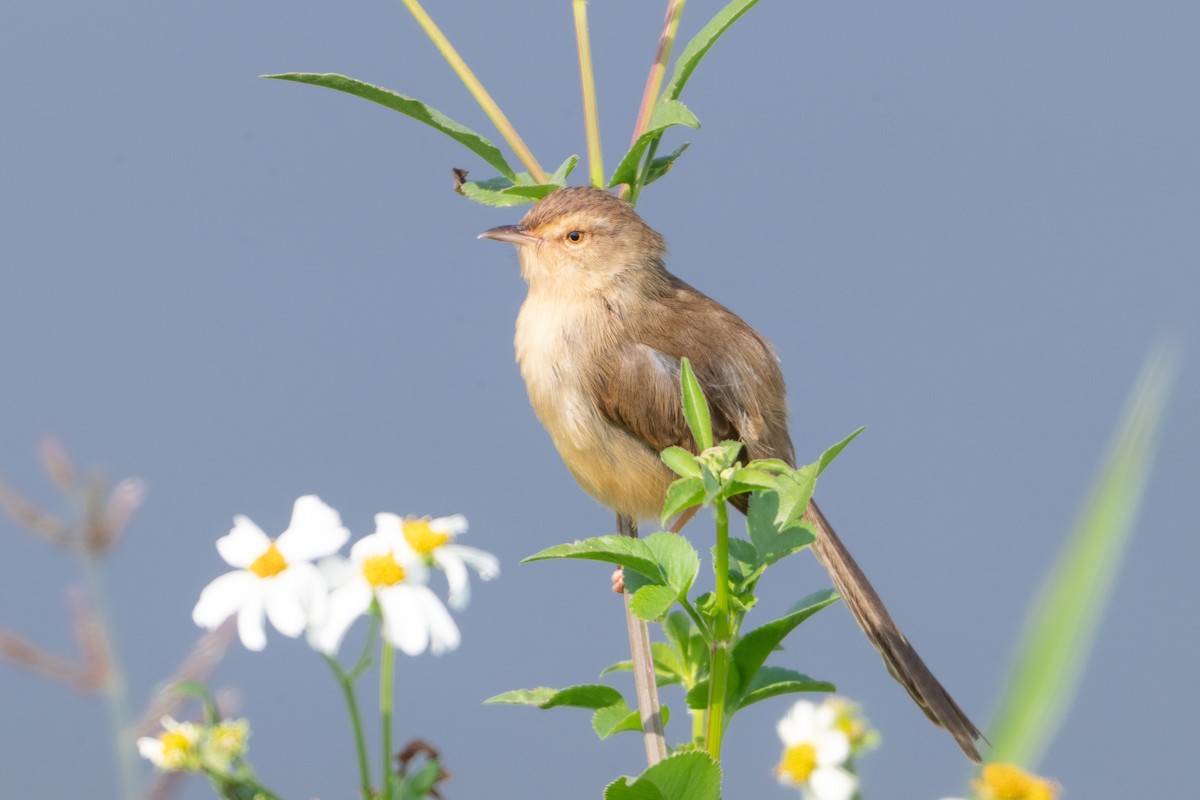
2,2,1197,799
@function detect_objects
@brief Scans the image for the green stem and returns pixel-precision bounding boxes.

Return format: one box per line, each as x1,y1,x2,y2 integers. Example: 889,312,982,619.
705,499,732,759
81,555,140,800
399,0,547,182
380,639,396,800
348,613,380,682
678,596,712,644
573,0,604,187
324,655,373,799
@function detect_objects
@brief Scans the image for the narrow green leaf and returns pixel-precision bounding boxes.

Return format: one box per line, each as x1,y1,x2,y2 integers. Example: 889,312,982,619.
731,590,841,691
679,357,713,450
170,680,221,724
594,700,671,740
264,73,517,180
607,100,701,189
661,477,705,524
485,684,623,710
662,0,763,101
747,491,817,567
644,142,692,186
548,154,580,185
989,344,1178,768
816,427,864,476
459,180,549,207
523,535,661,581
735,666,835,710
661,446,701,478
603,751,722,800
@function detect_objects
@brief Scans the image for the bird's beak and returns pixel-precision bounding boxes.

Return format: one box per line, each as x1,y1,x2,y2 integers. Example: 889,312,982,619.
478,224,541,247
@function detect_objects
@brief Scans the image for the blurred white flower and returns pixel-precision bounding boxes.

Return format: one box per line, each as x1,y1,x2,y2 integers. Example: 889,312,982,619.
775,699,857,800
137,716,203,772
309,513,460,656
394,513,499,609
192,495,349,650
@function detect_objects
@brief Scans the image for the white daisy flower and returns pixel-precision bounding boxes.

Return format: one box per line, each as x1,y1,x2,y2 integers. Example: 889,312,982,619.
394,513,499,609
775,699,857,800
192,495,349,651
309,513,460,657
137,716,203,772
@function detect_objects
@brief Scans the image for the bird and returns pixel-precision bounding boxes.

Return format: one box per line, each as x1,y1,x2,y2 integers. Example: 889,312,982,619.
479,185,982,762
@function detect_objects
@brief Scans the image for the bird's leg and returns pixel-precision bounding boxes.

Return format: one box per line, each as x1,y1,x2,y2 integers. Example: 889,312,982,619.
617,513,667,766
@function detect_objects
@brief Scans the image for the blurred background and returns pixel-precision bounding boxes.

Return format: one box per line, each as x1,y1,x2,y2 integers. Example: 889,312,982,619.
1,1,1196,798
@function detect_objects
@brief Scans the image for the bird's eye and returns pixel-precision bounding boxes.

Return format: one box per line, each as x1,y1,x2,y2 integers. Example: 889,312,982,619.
566,230,585,244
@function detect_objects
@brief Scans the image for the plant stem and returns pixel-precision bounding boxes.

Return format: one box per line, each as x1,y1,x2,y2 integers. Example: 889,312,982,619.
622,0,687,204
324,655,373,799
82,556,140,800
380,639,396,800
617,514,668,766
573,0,604,187
398,0,547,182
705,499,731,759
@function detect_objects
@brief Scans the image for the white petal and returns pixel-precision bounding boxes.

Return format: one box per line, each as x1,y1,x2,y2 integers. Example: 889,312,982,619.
217,517,271,568
808,767,857,800
351,530,393,562
372,513,406,549
430,514,468,536
777,700,818,745
379,585,429,656
316,555,356,590
192,571,258,629
277,495,349,561
263,564,327,637
814,729,851,767
443,544,500,580
310,580,372,655
436,550,471,610
137,737,164,765
236,594,268,651
414,585,460,654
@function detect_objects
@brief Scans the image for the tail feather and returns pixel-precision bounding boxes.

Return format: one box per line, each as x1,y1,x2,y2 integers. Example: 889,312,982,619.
804,500,984,763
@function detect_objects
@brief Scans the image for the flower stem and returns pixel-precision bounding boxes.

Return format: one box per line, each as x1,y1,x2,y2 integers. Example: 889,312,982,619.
399,0,547,182
705,499,731,759
324,655,373,799
380,639,396,800
573,0,604,187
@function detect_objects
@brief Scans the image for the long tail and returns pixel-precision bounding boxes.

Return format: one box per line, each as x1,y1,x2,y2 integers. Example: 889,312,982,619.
804,499,984,762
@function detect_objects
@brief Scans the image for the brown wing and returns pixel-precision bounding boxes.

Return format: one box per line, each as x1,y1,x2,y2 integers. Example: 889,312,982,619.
594,274,794,467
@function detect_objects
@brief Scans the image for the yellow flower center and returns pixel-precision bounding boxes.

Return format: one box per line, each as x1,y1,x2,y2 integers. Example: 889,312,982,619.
778,743,818,784
159,730,193,768
978,763,1058,800
210,722,248,756
362,553,406,587
402,518,450,554
249,543,287,578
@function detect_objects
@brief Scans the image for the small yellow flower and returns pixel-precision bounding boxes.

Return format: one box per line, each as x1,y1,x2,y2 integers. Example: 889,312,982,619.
137,717,203,772
208,719,250,760
974,763,1059,800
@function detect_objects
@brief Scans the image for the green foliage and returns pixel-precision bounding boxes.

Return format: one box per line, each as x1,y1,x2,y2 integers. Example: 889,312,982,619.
485,685,670,742
263,73,517,180
458,156,579,207
662,0,764,101
604,752,722,800
988,344,1178,768
608,101,700,190
679,357,714,451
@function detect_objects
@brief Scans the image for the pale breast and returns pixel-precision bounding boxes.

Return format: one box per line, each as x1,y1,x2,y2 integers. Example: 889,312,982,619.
515,293,673,520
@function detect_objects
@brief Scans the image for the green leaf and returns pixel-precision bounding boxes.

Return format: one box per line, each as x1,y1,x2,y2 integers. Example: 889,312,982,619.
816,427,864,476
601,642,685,686
594,699,671,740
170,680,221,724
988,343,1179,768
661,477,705,523
607,100,701,189
603,751,722,800
484,684,623,710
630,584,681,621
661,446,701,478
731,590,840,691
662,0,763,101
626,532,701,621
459,180,551,207
547,154,580,185
523,535,661,581
679,357,713,450
644,142,692,186
747,491,817,567
263,73,517,180
735,666,834,710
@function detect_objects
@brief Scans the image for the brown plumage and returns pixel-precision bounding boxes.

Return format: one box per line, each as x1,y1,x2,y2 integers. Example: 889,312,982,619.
480,186,983,762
